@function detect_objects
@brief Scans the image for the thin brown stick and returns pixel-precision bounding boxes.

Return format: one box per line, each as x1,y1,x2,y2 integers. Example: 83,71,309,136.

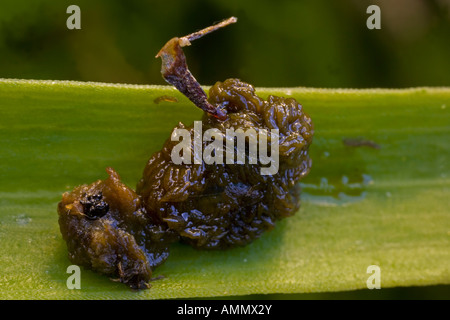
181,17,237,45
155,17,237,120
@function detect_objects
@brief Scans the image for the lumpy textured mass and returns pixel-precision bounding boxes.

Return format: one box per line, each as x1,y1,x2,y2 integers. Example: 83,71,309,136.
58,167,178,289
137,79,313,249
58,78,313,288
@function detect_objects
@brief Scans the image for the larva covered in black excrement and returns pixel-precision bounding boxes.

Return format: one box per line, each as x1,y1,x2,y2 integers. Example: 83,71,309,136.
57,17,314,289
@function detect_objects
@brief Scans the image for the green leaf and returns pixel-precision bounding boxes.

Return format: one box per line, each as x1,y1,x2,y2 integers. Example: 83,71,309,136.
0,79,448,299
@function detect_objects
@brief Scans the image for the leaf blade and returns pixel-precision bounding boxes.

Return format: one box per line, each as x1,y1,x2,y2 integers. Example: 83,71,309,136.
0,79,449,299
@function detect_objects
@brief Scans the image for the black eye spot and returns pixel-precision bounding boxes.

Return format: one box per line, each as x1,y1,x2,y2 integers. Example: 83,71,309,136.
80,192,109,220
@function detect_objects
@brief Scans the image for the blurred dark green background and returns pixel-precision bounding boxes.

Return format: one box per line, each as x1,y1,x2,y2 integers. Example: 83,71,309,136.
0,0,449,88
1,0,449,300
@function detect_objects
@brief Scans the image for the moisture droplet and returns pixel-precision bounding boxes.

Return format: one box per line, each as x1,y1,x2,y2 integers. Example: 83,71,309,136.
15,214,32,225
362,174,374,186
342,175,349,185
300,173,373,206
319,177,334,192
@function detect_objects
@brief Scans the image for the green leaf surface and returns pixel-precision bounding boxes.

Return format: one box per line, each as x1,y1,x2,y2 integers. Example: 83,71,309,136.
0,79,449,299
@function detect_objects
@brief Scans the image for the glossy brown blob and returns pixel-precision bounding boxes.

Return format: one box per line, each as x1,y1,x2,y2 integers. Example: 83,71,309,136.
137,79,314,249
57,167,178,289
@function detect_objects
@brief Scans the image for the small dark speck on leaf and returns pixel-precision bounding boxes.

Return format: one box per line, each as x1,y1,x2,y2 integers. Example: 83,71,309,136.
343,137,381,149
154,95,178,104
150,275,165,281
